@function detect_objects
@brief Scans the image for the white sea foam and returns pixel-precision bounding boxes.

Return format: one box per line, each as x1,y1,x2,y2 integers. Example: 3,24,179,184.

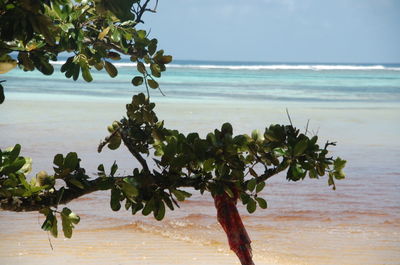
168,64,400,71
51,61,400,71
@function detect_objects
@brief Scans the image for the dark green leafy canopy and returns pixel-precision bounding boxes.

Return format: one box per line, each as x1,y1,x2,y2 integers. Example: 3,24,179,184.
0,0,171,102
95,93,346,219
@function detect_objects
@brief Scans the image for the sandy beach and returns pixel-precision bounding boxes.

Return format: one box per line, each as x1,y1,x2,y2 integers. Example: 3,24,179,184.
1,95,399,265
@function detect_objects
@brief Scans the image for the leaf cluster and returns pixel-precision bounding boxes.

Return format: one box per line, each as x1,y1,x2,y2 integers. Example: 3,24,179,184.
98,93,346,218
0,145,109,237
0,0,170,101
0,94,346,238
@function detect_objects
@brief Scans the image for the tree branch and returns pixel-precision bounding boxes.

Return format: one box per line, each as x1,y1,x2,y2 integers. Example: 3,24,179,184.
135,0,152,24
0,177,119,212
98,128,120,153
119,129,151,174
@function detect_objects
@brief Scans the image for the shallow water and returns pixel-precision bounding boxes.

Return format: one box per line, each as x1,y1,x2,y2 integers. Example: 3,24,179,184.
1,62,400,264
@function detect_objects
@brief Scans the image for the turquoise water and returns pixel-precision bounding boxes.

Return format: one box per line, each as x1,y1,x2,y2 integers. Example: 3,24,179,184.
2,60,400,102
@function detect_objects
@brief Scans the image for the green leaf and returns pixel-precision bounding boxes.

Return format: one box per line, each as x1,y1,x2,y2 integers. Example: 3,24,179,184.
0,84,4,104
108,136,121,150
150,63,161,77
111,29,121,42
121,179,138,197
256,182,265,193
308,168,318,179
137,62,146,74
59,22,74,32
147,79,159,89
172,189,191,201
68,212,80,225
110,161,118,177
290,163,306,181
247,178,257,192
310,135,318,145
317,163,325,176
273,147,287,156
142,198,155,216
97,164,105,173
240,193,250,204
64,152,78,170
81,67,93,82
2,157,26,174
53,154,64,167
132,76,143,86
333,157,346,180
41,211,58,237
61,208,75,238
255,197,268,209
34,58,54,75
293,139,308,156
131,203,144,215
104,61,118,78
328,172,336,190
137,93,146,104
221,122,233,135
160,55,172,64
203,159,214,172
137,30,146,39
154,200,166,221
50,217,58,238
148,39,158,55
72,63,80,81
9,144,21,162
163,195,174,210
251,130,260,141
246,198,257,213
334,157,346,171
110,188,121,211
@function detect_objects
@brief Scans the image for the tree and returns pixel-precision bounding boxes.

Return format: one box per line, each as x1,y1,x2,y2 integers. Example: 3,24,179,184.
0,1,346,265
0,0,169,103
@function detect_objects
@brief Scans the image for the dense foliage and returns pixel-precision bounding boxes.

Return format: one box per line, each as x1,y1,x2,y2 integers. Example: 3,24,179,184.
0,0,170,104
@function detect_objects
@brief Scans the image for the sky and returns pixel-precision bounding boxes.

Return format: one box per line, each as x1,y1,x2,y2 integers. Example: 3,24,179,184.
142,0,400,63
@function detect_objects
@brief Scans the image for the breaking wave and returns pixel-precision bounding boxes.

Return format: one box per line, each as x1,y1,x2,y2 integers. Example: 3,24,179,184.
51,61,400,71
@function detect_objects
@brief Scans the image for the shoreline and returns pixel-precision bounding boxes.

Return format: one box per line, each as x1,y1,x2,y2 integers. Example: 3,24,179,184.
3,91,400,109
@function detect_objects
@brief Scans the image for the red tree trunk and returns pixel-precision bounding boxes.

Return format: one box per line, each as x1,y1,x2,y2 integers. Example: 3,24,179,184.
214,190,255,265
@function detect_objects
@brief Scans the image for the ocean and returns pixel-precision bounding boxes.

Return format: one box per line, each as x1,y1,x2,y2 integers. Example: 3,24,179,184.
0,60,399,265
3,60,400,103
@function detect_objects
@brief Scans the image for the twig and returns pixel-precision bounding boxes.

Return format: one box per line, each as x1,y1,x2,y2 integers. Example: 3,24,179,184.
286,108,293,127
148,75,165,96
47,233,54,251
98,129,120,153
305,119,310,135
135,0,152,23
144,74,150,98
169,191,180,208
120,129,151,173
